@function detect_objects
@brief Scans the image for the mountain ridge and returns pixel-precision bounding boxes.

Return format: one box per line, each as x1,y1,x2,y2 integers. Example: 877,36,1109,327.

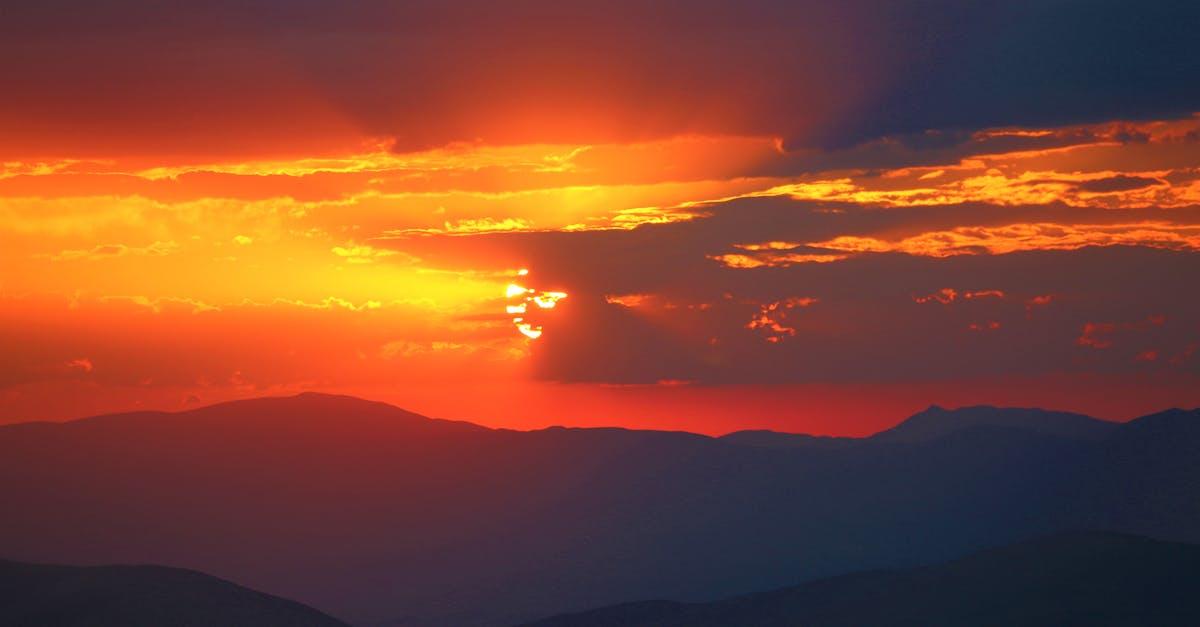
517,530,1200,627
0,393,1141,445
0,558,348,627
1,393,1196,626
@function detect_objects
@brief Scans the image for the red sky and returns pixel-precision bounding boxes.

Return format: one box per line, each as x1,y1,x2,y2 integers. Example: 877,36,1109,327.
2,2,1199,433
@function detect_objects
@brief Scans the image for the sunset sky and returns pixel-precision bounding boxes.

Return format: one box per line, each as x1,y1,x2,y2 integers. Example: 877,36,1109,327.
3,1,1199,434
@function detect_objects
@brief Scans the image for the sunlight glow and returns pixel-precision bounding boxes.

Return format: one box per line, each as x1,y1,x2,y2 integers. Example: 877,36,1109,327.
515,322,543,339
532,292,568,309
506,283,531,298
505,271,567,340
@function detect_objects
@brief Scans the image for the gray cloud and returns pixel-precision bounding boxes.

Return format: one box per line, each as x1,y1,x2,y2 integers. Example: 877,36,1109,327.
2,1,1196,156
391,197,1200,384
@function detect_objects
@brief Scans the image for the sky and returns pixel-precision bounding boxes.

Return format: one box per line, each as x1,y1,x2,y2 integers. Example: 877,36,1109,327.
2,1,1199,434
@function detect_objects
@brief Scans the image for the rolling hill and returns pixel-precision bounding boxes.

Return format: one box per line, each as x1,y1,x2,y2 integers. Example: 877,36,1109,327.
0,558,347,627
0,393,1195,626
520,531,1200,627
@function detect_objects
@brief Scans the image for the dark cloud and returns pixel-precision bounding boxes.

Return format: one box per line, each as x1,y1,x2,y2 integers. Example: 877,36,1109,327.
1074,175,1164,193
750,127,1107,178
394,198,1200,292
792,1,1200,149
2,1,1196,157
391,197,1200,384
524,247,1200,385
528,295,716,383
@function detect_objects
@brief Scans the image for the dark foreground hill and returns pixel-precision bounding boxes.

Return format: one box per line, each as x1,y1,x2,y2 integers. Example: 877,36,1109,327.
0,394,1196,626
521,531,1200,627
0,559,347,627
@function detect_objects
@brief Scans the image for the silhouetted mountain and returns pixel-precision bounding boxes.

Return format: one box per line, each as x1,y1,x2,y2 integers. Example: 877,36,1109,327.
1081,408,1200,543
720,404,1115,449
520,531,1200,627
717,430,857,450
0,559,347,627
870,404,1117,443
0,394,1195,626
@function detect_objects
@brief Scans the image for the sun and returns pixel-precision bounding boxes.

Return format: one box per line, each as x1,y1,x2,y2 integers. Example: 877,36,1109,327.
505,269,567,339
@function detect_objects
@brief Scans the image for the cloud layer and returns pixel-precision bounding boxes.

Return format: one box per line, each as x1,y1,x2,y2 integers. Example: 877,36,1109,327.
2,1,1198,156
2,3,1199,430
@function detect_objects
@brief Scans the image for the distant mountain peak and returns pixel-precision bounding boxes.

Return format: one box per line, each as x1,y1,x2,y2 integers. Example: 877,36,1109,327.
28,391,492,438
872,404,1116,443
1118,406,1200,437
1131,407,1198,422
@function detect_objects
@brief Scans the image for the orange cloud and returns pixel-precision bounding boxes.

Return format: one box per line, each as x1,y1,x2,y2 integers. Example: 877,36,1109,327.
3,113,1200,430
64,358,93,373
604,294,653,308
810,222,1200,258
45,240,178,262
709,252,848,269
914,289,959,305
331,243,406,264
1077,316,1167,349
1134,350,1159,362
910,289,1004,304
746,297,818,343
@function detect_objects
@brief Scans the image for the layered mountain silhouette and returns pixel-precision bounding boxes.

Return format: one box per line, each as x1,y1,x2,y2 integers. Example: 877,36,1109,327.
1,393,1197,626
520,531,1200,627
869,404,1117,442
718,404,1116,449
0,559,346,627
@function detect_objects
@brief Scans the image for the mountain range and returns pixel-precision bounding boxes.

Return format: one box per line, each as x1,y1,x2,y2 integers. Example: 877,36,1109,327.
520,530,1200,626
0,558,346,627
1,393,1197,626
